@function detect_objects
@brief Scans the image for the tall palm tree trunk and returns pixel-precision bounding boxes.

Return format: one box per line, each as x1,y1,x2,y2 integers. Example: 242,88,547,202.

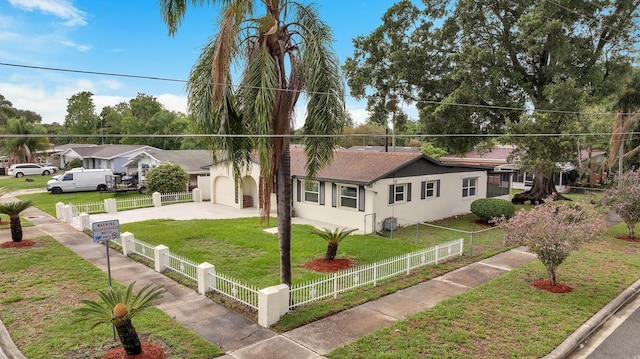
277,144,292,287
114,319,142,355
9,214,22,242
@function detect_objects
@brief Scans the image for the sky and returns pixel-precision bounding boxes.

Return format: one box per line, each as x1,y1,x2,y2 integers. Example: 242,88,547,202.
0,0,415,127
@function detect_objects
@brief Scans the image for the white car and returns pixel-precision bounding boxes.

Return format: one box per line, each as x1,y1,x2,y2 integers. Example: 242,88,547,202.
8,163,58,177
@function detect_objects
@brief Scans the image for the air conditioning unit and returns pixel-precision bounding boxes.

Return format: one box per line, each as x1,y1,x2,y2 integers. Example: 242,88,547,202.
383,217,397,231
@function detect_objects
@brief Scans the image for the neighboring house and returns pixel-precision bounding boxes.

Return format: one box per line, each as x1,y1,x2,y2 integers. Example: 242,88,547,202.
123,150,212,189
57,144,160,173
347,146,421,153
440,145,606,190
209,149,510,234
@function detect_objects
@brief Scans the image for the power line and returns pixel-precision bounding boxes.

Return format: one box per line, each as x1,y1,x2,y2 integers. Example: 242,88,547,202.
0,61,626,117
0,132,634,139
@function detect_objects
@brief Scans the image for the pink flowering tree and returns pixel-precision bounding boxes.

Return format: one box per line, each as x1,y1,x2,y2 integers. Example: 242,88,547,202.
601,169,640,238
495,200,607,286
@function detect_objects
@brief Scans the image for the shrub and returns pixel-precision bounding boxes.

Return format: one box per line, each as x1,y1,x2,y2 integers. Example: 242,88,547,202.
470,198,515,223
145,163,189,193
68,158,83,169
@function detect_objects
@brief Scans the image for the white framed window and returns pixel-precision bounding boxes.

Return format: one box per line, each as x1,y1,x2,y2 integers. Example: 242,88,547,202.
462,177,477,198
340,185,358,209
424,180,440,198
393,184,406,203
304,181,319,203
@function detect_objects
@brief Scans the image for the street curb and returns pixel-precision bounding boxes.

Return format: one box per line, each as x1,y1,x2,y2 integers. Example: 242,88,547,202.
543,278,640,359
0,317,27,359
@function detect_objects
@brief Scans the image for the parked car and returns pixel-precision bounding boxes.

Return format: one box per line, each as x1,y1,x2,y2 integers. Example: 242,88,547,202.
8,163,58,177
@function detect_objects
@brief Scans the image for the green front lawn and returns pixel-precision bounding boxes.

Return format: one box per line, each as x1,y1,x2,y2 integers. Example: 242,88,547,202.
0,174,53,192
327,224,640,358
0,236,224,359
121,218,435,288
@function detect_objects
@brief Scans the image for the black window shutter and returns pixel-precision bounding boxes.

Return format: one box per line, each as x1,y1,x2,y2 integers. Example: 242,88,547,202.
296,179,301,202
437,180,441,197
358,185,365,212
332,183,337,207
407,183,412,202
421,181,426,199
388,184,395,204
319,182,325,205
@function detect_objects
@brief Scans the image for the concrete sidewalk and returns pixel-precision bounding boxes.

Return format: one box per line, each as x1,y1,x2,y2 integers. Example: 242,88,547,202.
1,202,542,358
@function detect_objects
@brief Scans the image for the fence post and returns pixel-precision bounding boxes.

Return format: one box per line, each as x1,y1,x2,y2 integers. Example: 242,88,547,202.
406,253,411,275
333,273,338,299
120,232,134,256
55,202,65,219
154,245,169,272
193,188,202,203
79,213,91,231
104,198,117,214
62,205,72,223
435,244,440,265
197,262,215,294
152,192,162,207
258,284,289,328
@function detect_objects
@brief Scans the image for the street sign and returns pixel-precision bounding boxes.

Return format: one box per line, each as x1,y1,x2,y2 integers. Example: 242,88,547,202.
92,220,121,243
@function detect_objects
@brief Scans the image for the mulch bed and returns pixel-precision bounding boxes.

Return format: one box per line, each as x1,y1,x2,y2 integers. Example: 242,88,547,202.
531,279,573,294
101,342,165,359
0,220,9,225
1,240,36,249
615,235,640,242
304,258,352,272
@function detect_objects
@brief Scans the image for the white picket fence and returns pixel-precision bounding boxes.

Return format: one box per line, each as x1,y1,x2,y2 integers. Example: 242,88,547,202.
98,228,463,326
289,238,464,308
66,191,193,216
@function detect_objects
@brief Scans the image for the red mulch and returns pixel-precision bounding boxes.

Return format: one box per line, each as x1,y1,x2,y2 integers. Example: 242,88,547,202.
532,279,573,294
0,220,9,225
304,258,352,272
615,235,640,242
101,342,165,359
1,240,36,249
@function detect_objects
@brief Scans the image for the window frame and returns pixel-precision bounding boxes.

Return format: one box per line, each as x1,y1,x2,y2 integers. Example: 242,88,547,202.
424,180,440,199
393,183,406,203
462,177,477,198
303,180,320,203
339,184,358,209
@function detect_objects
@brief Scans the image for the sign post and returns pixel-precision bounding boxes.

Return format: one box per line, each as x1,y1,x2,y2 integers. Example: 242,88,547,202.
91,219,120,287
91,219,121,339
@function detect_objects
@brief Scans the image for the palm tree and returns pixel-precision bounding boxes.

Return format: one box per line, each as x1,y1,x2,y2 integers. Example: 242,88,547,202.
75,282,166,356
0,200,33,242
2,118,50,164
160,0,346,286
310,227,357,262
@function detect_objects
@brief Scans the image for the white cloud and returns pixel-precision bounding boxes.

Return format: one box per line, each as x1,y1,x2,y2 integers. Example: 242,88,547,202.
8,0,87,27
156,94,188,114
59,40,91,52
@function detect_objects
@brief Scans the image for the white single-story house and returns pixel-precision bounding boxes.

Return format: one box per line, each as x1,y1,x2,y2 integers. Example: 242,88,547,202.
209,149,510,234
57,144,160,173
440,145,606,190
123,150,212,189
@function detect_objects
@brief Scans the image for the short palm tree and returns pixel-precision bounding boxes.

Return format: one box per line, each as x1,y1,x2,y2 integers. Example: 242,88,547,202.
310,227,357,262
0,200,33,242
75,282,166,356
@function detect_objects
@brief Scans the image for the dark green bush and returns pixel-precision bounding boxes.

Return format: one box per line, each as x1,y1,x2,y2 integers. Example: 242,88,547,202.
145,163,189,193
68,158,83,169
470,198,516,223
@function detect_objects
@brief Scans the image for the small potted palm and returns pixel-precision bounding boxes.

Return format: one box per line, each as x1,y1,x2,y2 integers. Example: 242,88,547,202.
75,282,166,356
310,227,357,262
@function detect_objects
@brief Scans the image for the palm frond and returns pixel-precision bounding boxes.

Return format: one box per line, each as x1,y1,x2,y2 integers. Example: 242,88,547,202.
0,201,33,215
309,227,357,243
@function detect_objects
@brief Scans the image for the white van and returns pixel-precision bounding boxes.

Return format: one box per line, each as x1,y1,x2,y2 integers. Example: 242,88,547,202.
47,168,114,194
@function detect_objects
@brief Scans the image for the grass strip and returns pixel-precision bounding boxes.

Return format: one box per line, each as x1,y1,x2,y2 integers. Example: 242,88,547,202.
0,236,224,359
327,224,640,358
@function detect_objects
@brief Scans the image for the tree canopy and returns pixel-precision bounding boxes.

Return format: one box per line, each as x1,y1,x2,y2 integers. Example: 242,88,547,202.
345,0,640,202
